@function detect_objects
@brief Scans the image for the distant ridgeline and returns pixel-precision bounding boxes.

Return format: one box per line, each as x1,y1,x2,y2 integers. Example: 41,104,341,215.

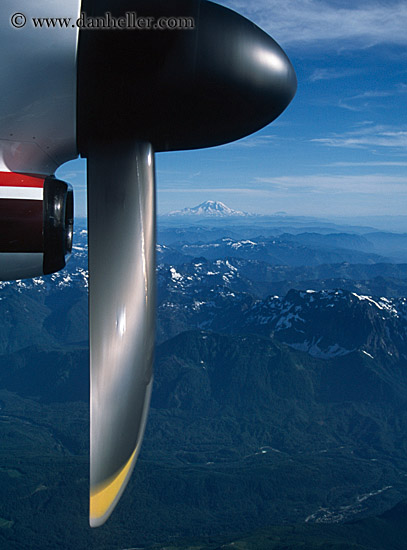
0,221,407,548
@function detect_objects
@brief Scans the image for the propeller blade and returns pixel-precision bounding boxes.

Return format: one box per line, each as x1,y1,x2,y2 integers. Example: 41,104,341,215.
87,141,156,527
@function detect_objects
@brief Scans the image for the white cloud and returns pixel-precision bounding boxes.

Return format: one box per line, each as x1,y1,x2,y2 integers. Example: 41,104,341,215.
350,91,394,100
311,124,407,149
220,134,285,148
337,88,407,111
218,0,407,48
255,173,407,194
158,177,407,216
309,68,359,82
161,173,407,196
324,161,407,167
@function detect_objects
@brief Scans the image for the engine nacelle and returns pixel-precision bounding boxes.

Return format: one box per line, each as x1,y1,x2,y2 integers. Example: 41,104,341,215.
0,172,73,281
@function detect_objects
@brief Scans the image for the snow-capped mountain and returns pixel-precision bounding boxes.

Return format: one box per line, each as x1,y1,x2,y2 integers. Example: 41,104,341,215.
1,224,407,367
242,289,407,360
169,236,386,266
0,227,89,353
0,227,88,294
157,266,407,361
2,223,407,542
167,200,249,217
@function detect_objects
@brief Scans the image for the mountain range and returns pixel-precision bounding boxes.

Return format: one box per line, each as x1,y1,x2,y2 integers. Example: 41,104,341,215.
0,221,407,548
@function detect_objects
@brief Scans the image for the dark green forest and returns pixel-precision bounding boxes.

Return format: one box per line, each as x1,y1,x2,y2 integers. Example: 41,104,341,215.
1,222,407,548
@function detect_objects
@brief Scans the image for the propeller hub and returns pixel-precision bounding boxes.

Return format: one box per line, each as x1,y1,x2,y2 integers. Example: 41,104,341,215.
77,0,297,154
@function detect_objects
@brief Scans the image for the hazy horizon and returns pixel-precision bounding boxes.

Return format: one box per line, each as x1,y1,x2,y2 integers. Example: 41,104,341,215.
57,0,407,222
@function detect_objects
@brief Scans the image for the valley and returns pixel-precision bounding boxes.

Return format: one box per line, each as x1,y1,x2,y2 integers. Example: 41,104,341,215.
0,214,406,548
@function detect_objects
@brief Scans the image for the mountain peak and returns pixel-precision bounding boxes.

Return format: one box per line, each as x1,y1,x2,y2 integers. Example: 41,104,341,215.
168,200,249,217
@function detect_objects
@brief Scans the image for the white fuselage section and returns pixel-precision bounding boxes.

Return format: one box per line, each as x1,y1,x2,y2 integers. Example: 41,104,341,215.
0,0,81,175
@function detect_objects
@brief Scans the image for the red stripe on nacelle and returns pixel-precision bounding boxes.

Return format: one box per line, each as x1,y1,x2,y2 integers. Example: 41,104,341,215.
0,172,45,188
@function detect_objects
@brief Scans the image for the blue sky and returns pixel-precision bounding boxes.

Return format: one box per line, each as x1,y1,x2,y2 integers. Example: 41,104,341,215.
57,0,407,219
